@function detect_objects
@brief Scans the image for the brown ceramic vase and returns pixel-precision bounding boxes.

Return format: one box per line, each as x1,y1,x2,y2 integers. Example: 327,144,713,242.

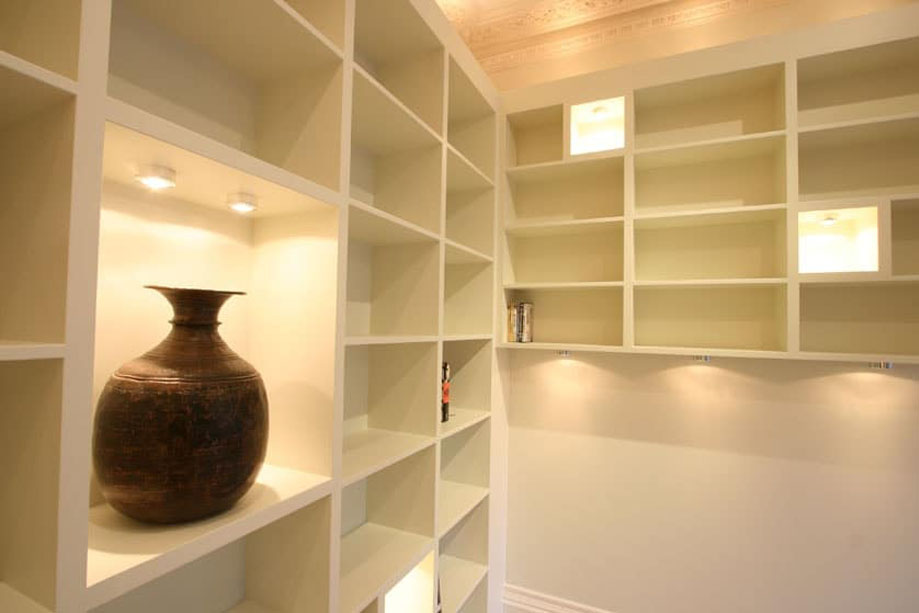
93,286,268,524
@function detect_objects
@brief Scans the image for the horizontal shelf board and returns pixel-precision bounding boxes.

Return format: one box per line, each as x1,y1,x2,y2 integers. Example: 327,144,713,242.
86,464,332,608
439,409,491,440
635,131,786,169
348,200,440,245
105,98,343,208
506,153,624,184
0,54,75,131
440,555,488,613
0,583,50,613
226,600,275,613
447,144,493,192
634,278,788,288
446,240,493,264
799,185,919,203
342,428,435,486
0,49,77,95
798,108,919,134
506,217,624,237
799,276,919,287
438,481,489,538
345,335,440,346
0,341,65,361
505,281,624,290
443,334,493,343
352,66,440,156
634,203,786,227
498,342,626,353
340,523,433,613
799,114,919,148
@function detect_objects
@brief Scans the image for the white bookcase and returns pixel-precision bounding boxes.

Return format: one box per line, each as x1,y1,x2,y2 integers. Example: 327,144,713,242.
0,0,498,612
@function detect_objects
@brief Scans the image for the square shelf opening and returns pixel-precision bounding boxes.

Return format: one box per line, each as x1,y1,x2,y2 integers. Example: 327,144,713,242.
350,71,443,233
798,206,879,274
0,360,62,611
507,105,563,167
0,66,74,345
457,579,487,613
446,150,494,256
635,135,786,214
346,222,440,338
439,421,489,537
507,224,623,284
892,199,919,276
442,339,492,437
506,288,623,346
285,0,346,50
634,64,785,149
507,156,624,223
445,255,493,337
0,0,81,79
108,0,343,190
383,551,435,613
801,282,919,356
635,285,787,351
440,500,488,613
570,97,626,156
799,117,919,200
341,448,435,613
798,36,919,128
343,342,437,484
355,0,444,133
635,209,787,280
89,496,331,613
448,59,496,178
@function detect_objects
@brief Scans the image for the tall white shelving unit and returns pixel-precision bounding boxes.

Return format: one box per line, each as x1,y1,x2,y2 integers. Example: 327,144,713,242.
0,1,500,612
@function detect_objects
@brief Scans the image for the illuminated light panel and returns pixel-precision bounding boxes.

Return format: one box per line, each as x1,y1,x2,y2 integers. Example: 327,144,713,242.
384,551,435,613
570,96,626,156
135,164,176,191
798,206,878,273
227,192,258,214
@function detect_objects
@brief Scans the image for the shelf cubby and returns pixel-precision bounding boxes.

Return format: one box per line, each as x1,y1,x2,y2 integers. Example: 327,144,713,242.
441,339,492,439
354,0,444,134
440,500,488,613
351,69,443,233
798,205,879,275
800,282,919,356
343,341,438,485
439,420,490,537
635,134,786,214
505,287,623,346
0,64,74,345
892,199,919,275
341,448,435,613
383,551,436,613
799,117,919,200
458,579,487,613
634,63,785,149
447,148,495,257
570,96,626,157
445,247,493,337
506,155,624,223
634,284,787,351
90,124,338,603
0,360,62,612
0,0,81,79
635,208,786,280
89,496,331,613
108,0,343,190
506,222,623,284
346,205,440,338
798,36,919,128
286,0,347,50
506,105,563,167
448,58,496,178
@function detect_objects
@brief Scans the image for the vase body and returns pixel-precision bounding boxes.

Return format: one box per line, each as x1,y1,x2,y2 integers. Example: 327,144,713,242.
93,286,268,524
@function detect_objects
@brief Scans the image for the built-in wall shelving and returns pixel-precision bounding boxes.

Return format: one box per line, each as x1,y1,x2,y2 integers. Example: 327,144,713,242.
502,35,919,363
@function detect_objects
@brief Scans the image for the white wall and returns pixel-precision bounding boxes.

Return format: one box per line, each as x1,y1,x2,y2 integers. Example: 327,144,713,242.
505,351,919,612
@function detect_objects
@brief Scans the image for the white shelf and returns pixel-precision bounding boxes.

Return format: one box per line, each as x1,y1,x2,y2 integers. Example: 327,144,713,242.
448,58,496,180
506,217,623,238
340,523,433,613
506,105,563,167
345,335,440,346
634,129,786,157
0,341,65,361
445,240,493,264
0,583,49,613
349,200,440,245
440,556,487,613
439,410,491,440
438,481,488,538
498,342,627,353
634,203,785,224
0,49,77,101
448,145,493,191
342,429,435,486
225,600,275,613
634,278,787,288
86,465,332,608
505,281,624,290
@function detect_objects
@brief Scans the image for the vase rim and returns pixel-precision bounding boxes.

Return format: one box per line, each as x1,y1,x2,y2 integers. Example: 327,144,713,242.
145,285,246,296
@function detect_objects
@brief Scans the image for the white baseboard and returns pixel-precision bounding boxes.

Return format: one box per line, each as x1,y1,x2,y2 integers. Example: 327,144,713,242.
503,584,614,613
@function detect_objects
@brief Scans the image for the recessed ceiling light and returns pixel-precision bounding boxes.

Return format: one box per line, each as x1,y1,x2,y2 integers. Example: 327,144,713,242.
227,192,258,214
820,214,839,227
135,164,176,191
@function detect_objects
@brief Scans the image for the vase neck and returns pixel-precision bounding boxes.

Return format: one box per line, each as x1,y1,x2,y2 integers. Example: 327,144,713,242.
147,286,244,327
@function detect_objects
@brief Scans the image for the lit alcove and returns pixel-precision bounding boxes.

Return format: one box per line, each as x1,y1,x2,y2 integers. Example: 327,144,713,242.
384,551,435,613
570,96,626,156
798,206,879,274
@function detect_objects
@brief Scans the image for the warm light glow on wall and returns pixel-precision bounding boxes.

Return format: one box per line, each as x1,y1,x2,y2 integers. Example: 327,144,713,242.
384,552,434,613
798,206,879,273
570,97,625,156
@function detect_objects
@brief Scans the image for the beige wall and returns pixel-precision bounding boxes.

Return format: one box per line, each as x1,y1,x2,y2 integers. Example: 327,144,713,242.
505,351,919,611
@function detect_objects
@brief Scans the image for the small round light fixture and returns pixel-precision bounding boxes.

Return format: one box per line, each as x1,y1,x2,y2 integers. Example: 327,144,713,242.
227,192,258,214
820,214,839,227
135,164,176,191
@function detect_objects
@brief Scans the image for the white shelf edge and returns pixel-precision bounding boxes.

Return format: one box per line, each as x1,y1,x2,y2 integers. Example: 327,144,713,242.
273,0,345,60
634,203,787,222
506,151,625,175
353,63,443,145
497,342,627,353
438,410,491,441
634,278,788,288
633,129,787,156
797,109,919,134
442,334,493,343
439,556,488,613
438,482,489,538
0,49,78,95
105,97,345,208
349,198,441,242
505,281,625,290
506,216,625,235
445,238,494,263
0,341,66,362
447,142,494,188
342,431,437,487
0,583,50,613
345,335,440,346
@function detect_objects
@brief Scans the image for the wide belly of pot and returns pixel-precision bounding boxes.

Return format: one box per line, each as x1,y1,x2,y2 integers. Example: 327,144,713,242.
93,374,268,524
